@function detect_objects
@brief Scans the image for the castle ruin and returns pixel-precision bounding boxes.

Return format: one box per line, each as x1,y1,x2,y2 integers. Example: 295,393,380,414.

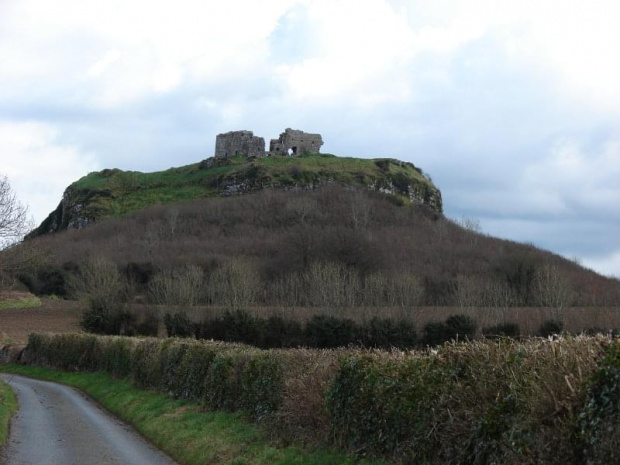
214,128,323,159
214,130,265,159
269,128,323,156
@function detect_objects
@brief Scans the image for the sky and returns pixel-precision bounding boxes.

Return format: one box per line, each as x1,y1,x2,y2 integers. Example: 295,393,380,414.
0,0,619,277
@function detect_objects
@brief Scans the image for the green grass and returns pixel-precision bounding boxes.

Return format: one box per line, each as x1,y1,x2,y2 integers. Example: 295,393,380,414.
0,365,384,465
0,296,41,310
30,152,441,237
0,376,17,444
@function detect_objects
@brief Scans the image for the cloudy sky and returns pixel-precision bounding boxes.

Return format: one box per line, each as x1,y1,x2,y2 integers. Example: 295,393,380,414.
1,0,619,276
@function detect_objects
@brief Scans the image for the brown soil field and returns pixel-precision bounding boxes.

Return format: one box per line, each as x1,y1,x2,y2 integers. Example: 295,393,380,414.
2,292,619,345
0,295,84,345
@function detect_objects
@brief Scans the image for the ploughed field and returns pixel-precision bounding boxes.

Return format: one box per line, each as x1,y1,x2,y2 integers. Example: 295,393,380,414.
0,293,82,344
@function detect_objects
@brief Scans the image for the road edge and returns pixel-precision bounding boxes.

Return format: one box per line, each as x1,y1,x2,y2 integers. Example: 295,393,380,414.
0,364,379,465
0,375,18,465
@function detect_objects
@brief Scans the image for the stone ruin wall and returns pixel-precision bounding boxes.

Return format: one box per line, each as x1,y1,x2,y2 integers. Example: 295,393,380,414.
214,128,323,159
268,128,323,156
214,130,265,159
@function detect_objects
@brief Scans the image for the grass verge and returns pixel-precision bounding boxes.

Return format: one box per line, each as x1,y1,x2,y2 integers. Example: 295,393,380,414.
0,364,382,465
0,297,41,310
0,376,17,444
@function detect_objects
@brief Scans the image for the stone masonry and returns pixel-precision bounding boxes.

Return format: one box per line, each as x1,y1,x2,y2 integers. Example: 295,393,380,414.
268,128,323,156
214,128,323,159
214,130,265,159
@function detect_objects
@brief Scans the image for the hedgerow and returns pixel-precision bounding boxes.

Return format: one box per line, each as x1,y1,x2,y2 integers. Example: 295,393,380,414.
192,310,420,349
16,333,620,464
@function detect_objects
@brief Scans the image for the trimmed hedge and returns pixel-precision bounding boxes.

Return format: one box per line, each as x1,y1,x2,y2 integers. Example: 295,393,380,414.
18,333,620,464
327,355,447,460
24,334,284,419
100,309,498,350
325,337,616,463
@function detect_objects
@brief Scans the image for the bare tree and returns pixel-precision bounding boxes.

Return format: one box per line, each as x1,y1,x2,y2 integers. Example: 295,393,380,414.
454,274,483,309
0,175,45,287
285,196,318,224
458,216,482,234
208,259,260,308
457,216,482,246
68,257,131,333
68,257,127,309
535,263,573,320
149,265,204,309
0,175,29,249
349,190,372,230
164,208,180,238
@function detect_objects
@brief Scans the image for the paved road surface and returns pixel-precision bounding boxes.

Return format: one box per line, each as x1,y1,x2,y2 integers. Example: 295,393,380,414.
1,374,176,465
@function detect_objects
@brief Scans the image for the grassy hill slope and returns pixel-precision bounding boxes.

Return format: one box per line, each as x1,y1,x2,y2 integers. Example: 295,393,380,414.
30,153,441,237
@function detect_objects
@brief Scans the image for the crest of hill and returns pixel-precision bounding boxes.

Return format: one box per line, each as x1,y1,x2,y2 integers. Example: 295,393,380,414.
29,153,442,237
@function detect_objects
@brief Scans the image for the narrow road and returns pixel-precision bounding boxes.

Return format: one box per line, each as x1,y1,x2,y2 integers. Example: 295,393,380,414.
0,374,176,465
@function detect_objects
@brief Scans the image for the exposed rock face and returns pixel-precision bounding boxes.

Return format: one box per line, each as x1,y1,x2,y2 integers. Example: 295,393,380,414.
214,130,265,159
27,186,95,237
369,179,442,212
269,128,323,156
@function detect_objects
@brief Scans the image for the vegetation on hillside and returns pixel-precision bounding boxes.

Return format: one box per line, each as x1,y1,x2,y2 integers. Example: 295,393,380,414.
0,293,41,310
22,188,619,310
30,154,441,236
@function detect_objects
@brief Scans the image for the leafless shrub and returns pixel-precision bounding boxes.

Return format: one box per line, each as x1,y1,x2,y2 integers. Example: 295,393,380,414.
68,257,127,309
0,175,49,288
0,175,29,249
535,262,574,320
149,265,204,309
208,258,260,308
26,187,619,307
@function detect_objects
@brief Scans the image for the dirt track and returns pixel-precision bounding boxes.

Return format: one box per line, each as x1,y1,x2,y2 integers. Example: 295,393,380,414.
0,299,82,345
1,374,176,465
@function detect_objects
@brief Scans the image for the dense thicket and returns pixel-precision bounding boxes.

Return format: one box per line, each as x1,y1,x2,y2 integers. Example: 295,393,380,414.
21,187,620,307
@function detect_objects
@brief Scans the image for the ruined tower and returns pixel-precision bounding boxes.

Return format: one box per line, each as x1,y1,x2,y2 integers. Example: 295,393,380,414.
214,130,265,159
269,128,323,156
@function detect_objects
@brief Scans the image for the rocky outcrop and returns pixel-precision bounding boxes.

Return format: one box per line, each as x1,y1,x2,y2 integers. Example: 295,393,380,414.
29,186,95,237
212,163,442,212
369,179,442,212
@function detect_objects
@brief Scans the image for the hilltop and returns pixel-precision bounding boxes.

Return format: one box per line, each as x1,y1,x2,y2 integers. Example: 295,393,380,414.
30,152,441,237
